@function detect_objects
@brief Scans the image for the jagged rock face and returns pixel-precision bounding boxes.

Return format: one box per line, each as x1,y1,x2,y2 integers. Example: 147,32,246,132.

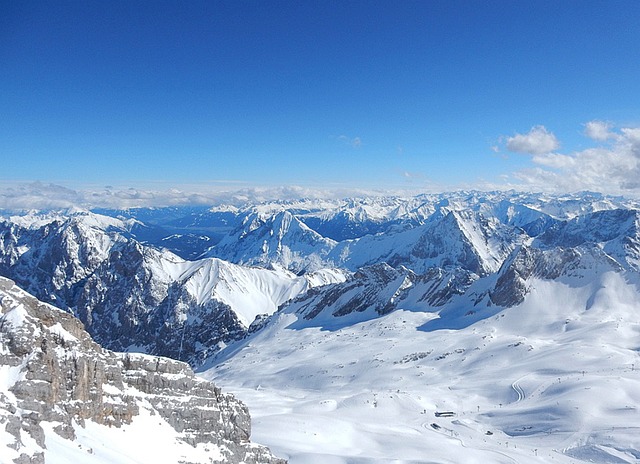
490,241,626,308
538,208,639,247
537,209,640,271
0,218,228,365
0,217,118,307
323,208,524,277
284,204,640,327
287,263,413,322
0,276,286,464
285,263,482,327
405,210,519,275
150,288,246,365
72,241,247,365
488,209,640,307
413,266,477,307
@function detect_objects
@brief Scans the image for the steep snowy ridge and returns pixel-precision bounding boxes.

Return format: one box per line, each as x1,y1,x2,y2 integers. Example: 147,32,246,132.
328,207,523,276
177,258,312,326
474,199,560,236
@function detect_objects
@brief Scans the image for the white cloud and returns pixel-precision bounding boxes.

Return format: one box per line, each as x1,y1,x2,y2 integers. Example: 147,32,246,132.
338,135,362,148
0,182,422,211
0,182,86,210
584,120,616,141
505,125,560,155
511,122,640,195
620,127,640,146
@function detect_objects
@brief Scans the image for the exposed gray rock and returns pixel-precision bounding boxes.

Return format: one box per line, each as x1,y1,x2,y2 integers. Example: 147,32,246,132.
0,276,285,463
282,263,415,326
490,242,625,307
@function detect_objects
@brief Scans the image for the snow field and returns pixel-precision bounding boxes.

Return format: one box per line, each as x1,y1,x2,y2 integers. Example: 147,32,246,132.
203,272,640,463
42,406,225,464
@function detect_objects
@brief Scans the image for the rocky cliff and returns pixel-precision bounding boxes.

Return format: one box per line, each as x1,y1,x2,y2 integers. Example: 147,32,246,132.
0,276,285,464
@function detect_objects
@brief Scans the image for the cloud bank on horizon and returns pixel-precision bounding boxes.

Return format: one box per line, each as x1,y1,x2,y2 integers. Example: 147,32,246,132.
0,182,423,211
2,120,640,210
498,121,640,194
0,120,640,210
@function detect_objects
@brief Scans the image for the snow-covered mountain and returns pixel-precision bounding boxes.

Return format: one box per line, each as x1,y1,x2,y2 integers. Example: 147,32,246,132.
0,211,345,366
205,210,337,273
328,207,524,275
0,276,285,464
203,200,525,275
2,192,639,369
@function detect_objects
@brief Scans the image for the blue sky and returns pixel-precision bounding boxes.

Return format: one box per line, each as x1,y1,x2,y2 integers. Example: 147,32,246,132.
2,0,640,198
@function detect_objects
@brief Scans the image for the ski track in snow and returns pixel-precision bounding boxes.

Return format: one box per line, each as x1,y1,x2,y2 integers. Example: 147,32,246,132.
511,377,526,403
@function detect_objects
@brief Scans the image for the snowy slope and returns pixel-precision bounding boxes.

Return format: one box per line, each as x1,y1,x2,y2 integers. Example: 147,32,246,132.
203,270,640,464
199,194,640,464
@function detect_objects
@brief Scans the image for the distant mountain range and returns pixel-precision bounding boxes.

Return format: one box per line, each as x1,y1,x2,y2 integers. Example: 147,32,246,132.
1,191,638,367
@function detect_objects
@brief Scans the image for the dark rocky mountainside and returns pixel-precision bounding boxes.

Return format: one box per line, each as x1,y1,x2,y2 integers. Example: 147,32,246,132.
0,213,318,366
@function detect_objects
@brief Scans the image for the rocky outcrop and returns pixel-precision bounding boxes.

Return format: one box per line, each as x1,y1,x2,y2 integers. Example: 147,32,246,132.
489,242,625,307
0,276,285,464
283,263,415,325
